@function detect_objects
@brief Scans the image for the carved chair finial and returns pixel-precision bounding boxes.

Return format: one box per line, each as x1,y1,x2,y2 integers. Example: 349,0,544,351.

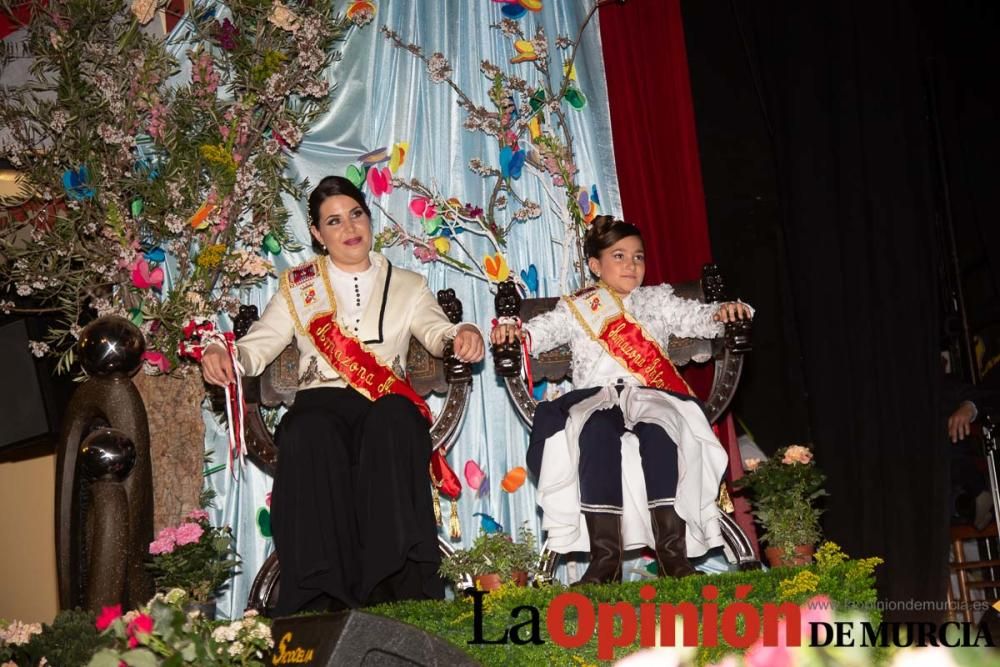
702,263,726,303
233,305,259,339
492,279,522,377
437,289,472,383
437,288,463,324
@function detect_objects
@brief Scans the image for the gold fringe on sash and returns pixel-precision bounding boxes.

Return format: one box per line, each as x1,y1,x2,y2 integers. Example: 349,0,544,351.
449,501,461,540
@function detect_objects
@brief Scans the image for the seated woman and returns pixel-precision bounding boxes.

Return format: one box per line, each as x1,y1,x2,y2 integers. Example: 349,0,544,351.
201,176,484,614
491,216,751,584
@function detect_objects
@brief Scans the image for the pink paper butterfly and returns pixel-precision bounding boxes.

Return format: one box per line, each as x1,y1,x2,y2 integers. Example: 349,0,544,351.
141,350,171,373
409,196,437,220
366,166,392,196
464,460,486,490
131,258,164,290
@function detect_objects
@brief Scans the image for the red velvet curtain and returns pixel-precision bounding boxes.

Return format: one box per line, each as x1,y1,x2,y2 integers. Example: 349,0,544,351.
600,0,759,556
598,0,712,285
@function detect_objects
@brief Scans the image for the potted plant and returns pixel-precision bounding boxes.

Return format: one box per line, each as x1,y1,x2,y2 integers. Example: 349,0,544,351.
735,444,828,567
146,506,240,616
439,525,538,591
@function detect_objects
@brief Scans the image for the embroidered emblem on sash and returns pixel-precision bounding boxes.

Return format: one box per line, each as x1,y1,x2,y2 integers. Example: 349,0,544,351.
290,264,316,286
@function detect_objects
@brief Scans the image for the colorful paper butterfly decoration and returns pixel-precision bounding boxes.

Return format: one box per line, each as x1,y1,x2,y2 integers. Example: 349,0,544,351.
483,253,511,282
520,264,539,296
474,512,504,534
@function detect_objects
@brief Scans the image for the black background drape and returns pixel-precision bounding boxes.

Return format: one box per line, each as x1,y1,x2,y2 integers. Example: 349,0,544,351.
678,0,993,614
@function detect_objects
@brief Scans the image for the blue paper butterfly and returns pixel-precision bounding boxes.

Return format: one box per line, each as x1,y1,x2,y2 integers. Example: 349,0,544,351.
62,166,94,201
474,513,504,534
520,264,539,296
143,246,166,263
502,4,527,19
532,380,548,401
499,146,526,180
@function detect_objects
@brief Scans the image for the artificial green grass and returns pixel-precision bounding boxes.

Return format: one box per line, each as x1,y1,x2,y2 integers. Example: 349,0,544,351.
368,546,882,666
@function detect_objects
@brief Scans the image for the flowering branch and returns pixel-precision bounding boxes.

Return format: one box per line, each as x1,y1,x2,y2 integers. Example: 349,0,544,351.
378,2,607,292
0,1,366,373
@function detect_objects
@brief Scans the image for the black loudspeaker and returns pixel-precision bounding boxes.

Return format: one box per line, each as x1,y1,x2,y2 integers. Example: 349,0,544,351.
0,317,72,452
268,611,479,666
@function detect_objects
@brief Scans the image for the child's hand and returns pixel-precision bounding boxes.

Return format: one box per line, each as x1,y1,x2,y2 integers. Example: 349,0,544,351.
713,302,753,323
490,323,523,346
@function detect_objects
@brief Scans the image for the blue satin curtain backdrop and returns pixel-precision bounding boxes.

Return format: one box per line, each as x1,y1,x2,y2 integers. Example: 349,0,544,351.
165,0,621,617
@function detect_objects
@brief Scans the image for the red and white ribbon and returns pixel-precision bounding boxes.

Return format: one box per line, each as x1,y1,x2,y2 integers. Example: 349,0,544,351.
179,319,247,477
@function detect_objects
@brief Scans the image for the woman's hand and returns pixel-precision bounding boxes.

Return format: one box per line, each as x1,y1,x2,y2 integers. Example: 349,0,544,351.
201,344,237,386
713,301,753,323
453,325,485,363
490,323,523,346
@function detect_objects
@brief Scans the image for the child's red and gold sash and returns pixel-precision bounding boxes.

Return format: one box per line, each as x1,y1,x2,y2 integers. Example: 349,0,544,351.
563,284,694,397
281,258,432,423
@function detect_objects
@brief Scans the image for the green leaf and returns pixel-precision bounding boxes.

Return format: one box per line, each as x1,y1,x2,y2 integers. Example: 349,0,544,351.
122,648,159,667
179,640,198,662
87,649,125,667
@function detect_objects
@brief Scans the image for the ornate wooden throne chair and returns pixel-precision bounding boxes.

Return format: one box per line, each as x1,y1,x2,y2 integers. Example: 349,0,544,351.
491,265,760,576
237,289,474,614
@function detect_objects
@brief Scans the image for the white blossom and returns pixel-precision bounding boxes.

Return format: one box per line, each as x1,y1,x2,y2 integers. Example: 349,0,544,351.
0,620,42,645
28,340,49,357
426,53,452,84
167,181,184,208
212,624,239,642
480,60,501,79
300,78,330,99
498,19,522,38
164,214,185,234
296,47,325,73
49,109,69,133
513,200,542,220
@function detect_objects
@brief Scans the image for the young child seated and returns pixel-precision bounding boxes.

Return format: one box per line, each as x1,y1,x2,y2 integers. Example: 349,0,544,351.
491,216,752,583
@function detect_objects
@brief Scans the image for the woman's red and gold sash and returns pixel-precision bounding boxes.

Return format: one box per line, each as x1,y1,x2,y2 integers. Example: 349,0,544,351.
281,258,432,423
